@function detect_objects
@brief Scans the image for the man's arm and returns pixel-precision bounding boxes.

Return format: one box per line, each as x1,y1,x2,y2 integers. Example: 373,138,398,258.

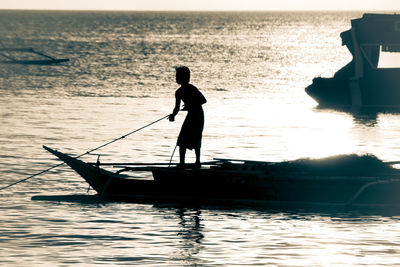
172,97,181,116
169,95,181,121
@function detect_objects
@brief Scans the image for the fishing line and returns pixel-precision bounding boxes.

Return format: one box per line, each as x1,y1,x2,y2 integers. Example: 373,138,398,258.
168,145,178,167
80,114,169,157
0,163,65,191
0,114,170,191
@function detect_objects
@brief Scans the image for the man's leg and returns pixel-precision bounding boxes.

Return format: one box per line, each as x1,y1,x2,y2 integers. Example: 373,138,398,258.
195,147,201,165
179,146,186,165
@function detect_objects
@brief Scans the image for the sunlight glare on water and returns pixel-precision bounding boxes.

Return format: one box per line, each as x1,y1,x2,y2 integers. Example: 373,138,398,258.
2,10,400,266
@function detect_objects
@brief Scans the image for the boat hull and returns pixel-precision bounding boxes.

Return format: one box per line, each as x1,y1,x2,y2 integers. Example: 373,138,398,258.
43,146,400,208
306,73,400,108
306,77,351,107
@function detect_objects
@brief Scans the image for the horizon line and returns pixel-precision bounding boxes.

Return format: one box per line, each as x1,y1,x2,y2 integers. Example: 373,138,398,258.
0,8,398,12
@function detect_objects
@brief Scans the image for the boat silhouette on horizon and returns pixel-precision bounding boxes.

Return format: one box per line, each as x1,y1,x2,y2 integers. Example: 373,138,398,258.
306,13,400,108
0,47,69,65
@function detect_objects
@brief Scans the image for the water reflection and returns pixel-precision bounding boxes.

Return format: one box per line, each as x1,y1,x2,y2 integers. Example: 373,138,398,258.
351,111,379,127
175,208,204,265
351,107,400,128
313,105,400,127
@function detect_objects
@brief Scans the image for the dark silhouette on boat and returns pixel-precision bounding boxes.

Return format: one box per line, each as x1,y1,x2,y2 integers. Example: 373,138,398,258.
306,14,400,108
0,48,69,65
41,146,400,209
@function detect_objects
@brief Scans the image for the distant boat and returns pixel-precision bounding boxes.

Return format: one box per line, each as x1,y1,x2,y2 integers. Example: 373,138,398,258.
42,145,400,208
0,47,69,65
306,14,400,108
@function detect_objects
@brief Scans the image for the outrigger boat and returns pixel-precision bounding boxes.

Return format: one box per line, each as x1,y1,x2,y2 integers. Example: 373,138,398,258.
43,146,400,208
0,48,69,65
306,14,400,108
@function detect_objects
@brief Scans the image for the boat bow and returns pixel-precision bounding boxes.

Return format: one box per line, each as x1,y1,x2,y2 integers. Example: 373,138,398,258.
43,145,124,194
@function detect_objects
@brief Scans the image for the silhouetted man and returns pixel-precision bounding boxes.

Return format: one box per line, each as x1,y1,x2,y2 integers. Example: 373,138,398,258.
169,66,207,168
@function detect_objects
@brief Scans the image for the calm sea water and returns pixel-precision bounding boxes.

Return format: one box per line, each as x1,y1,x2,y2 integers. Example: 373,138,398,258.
1,10,400,266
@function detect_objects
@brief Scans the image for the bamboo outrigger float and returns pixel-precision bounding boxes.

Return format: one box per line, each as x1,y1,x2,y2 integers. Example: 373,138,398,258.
43,146,400,208
0,48,69,65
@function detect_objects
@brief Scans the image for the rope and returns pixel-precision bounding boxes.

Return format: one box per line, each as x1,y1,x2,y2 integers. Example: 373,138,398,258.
79,114,169,157
168,145,178,167
0,114,169,191
0,163,65,191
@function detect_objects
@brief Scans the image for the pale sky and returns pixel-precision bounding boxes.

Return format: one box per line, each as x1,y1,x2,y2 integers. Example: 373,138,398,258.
1,0,400,11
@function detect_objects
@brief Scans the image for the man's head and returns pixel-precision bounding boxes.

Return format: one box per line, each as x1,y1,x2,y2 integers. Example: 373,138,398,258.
175,66,190,85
